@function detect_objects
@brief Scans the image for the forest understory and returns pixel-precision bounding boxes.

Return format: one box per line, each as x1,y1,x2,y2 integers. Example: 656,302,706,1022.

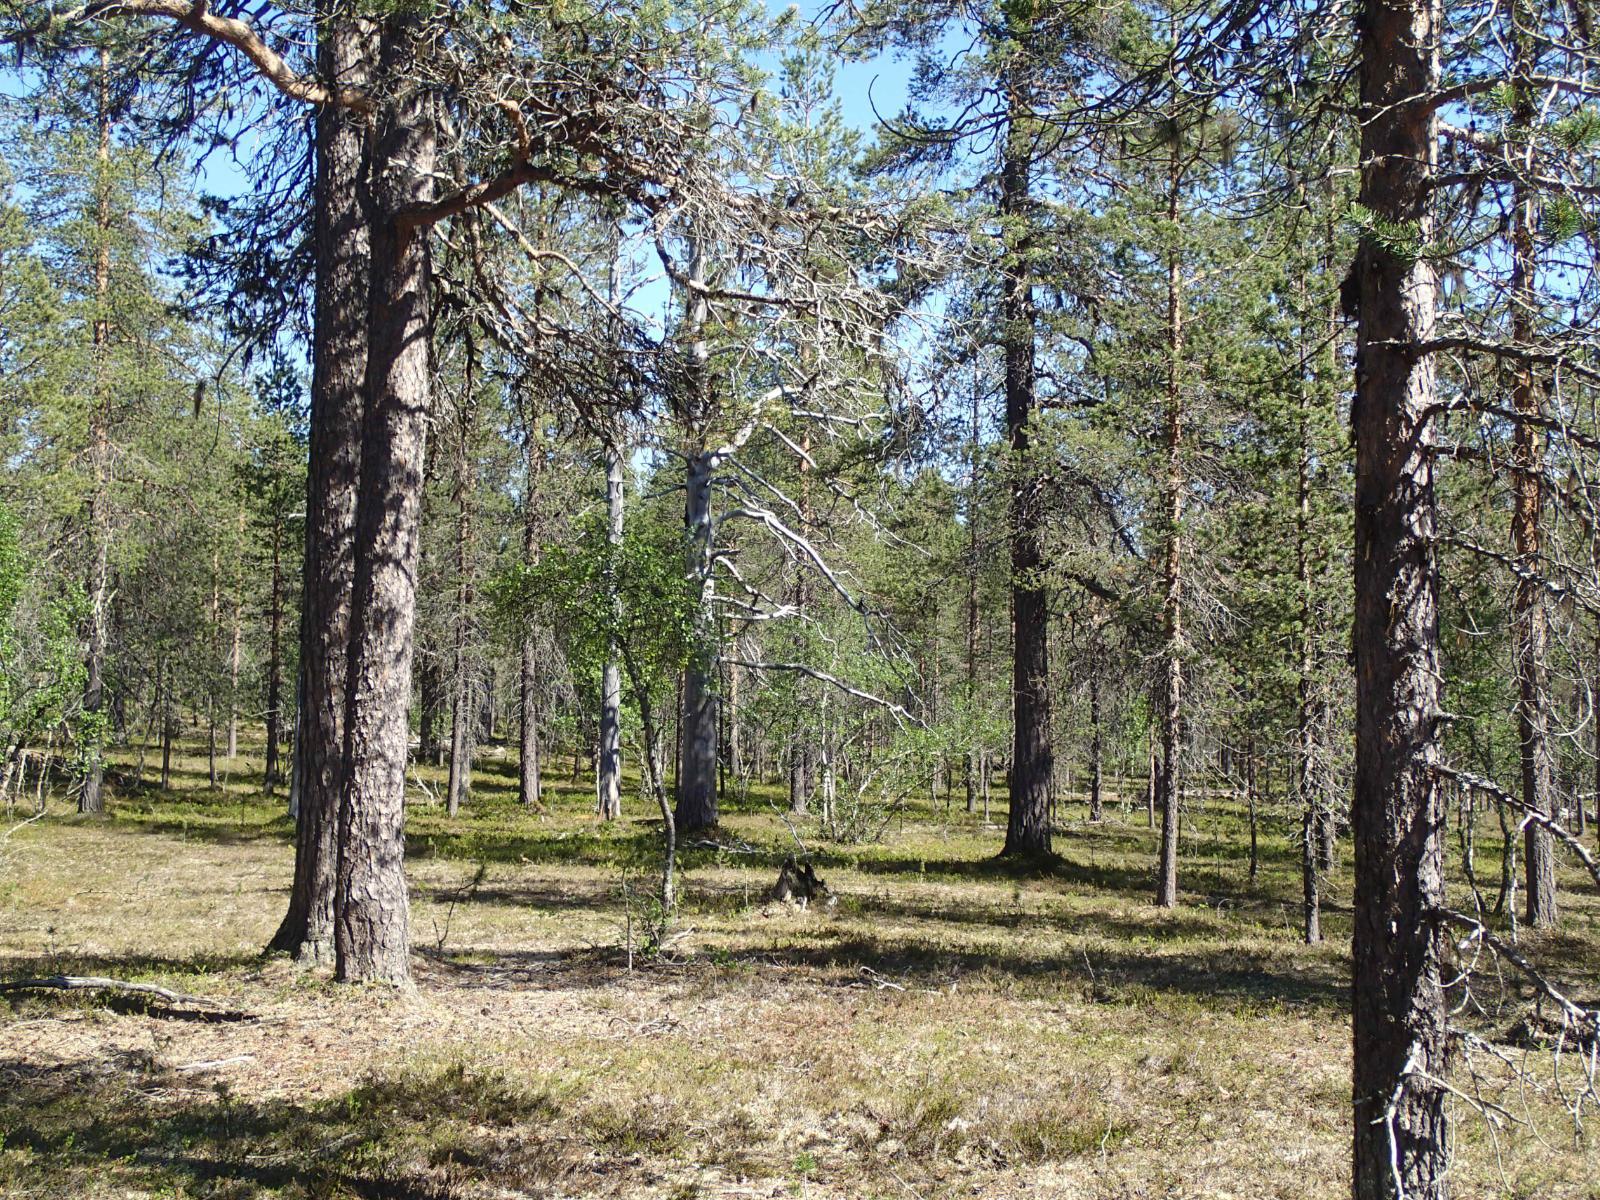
3,742,1596,1200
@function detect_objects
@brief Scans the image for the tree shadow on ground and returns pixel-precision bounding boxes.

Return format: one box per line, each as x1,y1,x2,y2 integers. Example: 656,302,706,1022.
727,931,1349,1015
0,1051,587,1199
409,914,1349,1015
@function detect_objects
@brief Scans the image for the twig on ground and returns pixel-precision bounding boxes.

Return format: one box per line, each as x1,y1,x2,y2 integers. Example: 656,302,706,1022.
174,1055,255,1073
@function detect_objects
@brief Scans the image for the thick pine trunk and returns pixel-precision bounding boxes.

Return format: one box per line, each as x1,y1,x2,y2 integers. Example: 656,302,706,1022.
789,746,812,816
673,227,719,834
1351,1,1451,1193
597,440,624,821
999,60,1052,858
267,14,371,965
676,451,720,830
333,37,433,986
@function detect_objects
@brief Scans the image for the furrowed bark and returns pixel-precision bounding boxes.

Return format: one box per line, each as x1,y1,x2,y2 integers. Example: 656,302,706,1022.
999,21,1052,858
674,232,719,834
1351,0,1451,1194
333,27,434,986
677,450,720,830
267,12,372,966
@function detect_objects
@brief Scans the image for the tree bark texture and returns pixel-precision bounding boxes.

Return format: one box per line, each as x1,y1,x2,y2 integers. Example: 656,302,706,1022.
676,449,720,831
334,31,433,986
999,45,1052,858
268,12,372,965
1351,2,1451,1193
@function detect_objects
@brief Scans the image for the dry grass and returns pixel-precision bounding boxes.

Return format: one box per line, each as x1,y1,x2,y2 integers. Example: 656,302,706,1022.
2,739,1598,1199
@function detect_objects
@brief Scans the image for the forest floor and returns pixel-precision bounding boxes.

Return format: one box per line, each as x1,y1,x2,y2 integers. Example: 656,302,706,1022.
2,741,1599,1200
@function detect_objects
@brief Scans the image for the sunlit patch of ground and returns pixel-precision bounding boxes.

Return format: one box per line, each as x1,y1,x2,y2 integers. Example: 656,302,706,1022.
2,739,1597,1198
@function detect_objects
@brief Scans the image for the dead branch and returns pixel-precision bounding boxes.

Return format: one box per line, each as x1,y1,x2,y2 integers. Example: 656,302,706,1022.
1435,764,1600,894
0,975,254,1019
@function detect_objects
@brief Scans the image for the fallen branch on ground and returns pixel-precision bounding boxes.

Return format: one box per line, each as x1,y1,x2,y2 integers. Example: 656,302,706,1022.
174,1054,255,1073
0,975,255,1020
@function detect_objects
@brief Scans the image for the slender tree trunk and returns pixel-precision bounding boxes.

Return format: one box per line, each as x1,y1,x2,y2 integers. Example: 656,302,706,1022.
519,637,541,807
228,519,243,761
418,655,442,766
1509,27,1557,928
159,663,173,791
264,514,285,794
267,12,372,965
1145,727,1156,829
208,550,220,789
1297,259,1322,944
519,443,542,809
597,439,624,821
287,668,305,820
625,656,676,921
79,49,113,817
999,46,1052,858
1155,138,1186,909
1351,1,1451,1192
788,442,815,818
1246,745,1259,886
334,34,433,986
1302,796,1322,945
966,369,981,815
446,391,477,819
1089,670,1104,822
727,653,743,783
1591,625,1599,841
